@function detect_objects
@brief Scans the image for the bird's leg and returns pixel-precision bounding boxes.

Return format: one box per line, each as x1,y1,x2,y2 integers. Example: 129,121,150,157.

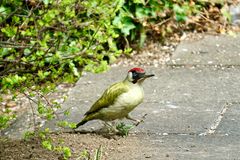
103,121,118,133
126,114,139,122
126,114,148,126
103,121,112,127
126,114,144,126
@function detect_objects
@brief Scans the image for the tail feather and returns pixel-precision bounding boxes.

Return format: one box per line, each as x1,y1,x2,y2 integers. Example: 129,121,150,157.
75,113,97,129
75,119,88,129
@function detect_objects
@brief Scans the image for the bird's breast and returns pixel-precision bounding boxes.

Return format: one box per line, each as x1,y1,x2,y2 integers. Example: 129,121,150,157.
115,85,144,109
98,85,144,120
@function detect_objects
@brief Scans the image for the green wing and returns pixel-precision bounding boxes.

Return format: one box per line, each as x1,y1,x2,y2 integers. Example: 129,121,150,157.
84,82,129,115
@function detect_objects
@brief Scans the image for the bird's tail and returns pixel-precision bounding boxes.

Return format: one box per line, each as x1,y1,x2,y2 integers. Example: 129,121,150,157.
75,119,88,129
75,113,96,129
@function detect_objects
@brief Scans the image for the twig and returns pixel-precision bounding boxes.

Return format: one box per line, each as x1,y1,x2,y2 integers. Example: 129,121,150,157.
23,92,38,104
27,94,37,131
199,12,215,24
38,92,60,120
154,18,172,27
27,87,60,120
61,48,87,60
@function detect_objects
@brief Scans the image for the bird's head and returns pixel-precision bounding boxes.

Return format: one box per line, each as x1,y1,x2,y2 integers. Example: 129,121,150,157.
126,67,154,84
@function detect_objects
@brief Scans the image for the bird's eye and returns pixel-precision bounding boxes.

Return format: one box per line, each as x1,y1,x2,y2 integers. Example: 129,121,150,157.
132,71,138,78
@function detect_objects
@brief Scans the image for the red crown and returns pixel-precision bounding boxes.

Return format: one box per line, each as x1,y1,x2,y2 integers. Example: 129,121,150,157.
128,67,145,73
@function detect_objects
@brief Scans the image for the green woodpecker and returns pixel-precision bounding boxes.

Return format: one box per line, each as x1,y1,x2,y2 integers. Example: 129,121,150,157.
75,67,154,128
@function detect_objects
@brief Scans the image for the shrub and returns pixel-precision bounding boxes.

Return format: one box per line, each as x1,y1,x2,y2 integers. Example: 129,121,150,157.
0,0,123,129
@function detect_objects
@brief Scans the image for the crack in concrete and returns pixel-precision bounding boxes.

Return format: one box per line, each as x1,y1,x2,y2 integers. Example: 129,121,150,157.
167,64,240,69
199,102,240,136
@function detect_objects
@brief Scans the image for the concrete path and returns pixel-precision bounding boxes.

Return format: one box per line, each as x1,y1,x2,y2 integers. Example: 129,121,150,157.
48,33,240,159
72,34,240,159
2,33,240,159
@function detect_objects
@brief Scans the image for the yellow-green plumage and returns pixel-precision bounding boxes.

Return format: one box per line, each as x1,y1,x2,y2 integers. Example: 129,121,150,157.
85,82,129,116
75,68,154,128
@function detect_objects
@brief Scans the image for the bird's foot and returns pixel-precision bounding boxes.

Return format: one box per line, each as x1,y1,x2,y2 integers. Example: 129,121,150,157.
134,119,144,126
126,114,147,126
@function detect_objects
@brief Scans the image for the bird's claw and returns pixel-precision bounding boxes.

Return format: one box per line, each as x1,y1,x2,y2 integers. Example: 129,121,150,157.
134,119,144,126
126,113,147,126
134,114,147,126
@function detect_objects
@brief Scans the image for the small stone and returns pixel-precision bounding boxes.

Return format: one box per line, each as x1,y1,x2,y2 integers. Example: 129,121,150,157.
5,101,17,108
87,81,92,84
163,133,168,136
145,154,152,158
162,46,169,50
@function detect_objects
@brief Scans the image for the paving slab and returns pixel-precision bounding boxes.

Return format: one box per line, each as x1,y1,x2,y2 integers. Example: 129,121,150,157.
167,34,240,66
216,103,240,135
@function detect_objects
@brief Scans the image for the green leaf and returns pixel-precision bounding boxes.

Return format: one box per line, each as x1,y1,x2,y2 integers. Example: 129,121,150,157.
135,6,150,19
37,103,46,114
24,131,35,140
43,0,50,5
57,121,68,127
133,0,145,4
64,110,70,116
42,140,52,150
0,113,15,129
121,18,136,36
24,48,31,56
116,122,134,136
0,6,10,15
63,147,71,159
36,50,45,56
69,61,80,77
68,122,77,129
1,26,17,37
173,4,187,22
94,145,102,160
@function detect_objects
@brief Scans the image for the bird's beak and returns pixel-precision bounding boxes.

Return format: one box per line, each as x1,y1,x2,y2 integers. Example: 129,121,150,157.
143,74,155,79
135,73,154,83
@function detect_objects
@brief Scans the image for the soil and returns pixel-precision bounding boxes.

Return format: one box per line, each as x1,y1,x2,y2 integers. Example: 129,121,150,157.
0,132,141,160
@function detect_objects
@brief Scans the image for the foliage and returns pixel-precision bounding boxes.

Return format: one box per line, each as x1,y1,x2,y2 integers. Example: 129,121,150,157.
0,0,123,129
116,122,134,136
112,0,201,47
0,0,122,158
113,0,231,47
0,108,16,129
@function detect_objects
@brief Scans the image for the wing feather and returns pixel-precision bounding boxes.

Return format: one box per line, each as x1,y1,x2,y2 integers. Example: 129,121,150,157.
84,82,128,115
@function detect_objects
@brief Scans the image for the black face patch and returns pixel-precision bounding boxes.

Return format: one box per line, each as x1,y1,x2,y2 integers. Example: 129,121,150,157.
132,71,145,83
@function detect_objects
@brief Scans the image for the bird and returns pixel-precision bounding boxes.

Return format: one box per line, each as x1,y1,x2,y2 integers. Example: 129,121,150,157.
74,67,154,129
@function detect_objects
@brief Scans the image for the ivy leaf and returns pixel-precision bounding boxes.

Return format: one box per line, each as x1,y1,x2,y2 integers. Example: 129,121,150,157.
121,17,136,36
43,0,50,5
